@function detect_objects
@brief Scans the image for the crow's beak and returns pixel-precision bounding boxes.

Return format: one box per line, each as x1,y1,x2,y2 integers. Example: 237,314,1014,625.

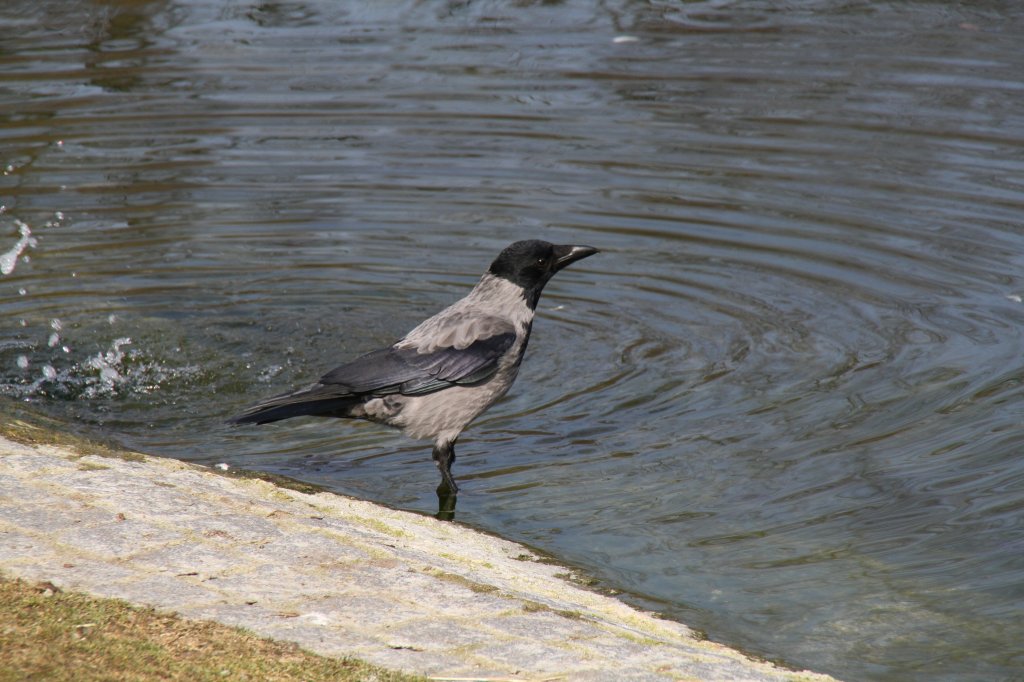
552,244,599,271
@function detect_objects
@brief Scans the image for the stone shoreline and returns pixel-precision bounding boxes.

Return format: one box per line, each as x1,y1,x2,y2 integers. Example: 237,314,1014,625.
0,433,836,681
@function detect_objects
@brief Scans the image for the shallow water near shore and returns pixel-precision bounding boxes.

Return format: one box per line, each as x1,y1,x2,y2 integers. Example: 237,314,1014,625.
3,1,1024,679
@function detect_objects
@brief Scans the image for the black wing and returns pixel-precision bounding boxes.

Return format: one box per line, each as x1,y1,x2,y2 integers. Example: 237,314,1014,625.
320,331,516,397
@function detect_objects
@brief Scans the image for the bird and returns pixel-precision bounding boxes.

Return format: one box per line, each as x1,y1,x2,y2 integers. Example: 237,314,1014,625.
229,239,598,495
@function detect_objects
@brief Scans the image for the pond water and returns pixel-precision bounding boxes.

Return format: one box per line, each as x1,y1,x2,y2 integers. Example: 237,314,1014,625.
3,1,1023,679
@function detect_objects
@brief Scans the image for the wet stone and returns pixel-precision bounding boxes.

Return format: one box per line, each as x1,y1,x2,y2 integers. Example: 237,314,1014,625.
480,612,598,643
381,616,500,652
56,519,186,560
0,530,61,564
0,502,111,534
127,541,251,577
96,574,222,611
178,513,285,544
245,532,370,566
0,436,835,682
204,563,332,605
0,475,55,504
176,602,286,631
44,559,141,589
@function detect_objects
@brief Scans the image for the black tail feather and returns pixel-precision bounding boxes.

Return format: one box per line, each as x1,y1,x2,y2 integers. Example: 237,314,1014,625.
228,391,360,426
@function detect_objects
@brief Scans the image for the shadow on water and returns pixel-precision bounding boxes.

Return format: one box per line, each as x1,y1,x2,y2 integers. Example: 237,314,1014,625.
3,1,1024,680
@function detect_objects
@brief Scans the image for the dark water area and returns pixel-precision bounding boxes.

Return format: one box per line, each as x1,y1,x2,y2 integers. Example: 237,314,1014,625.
3,1,1024,679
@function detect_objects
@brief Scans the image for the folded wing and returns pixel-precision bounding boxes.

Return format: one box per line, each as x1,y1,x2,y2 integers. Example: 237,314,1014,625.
322,325,517,396
230,316,516,424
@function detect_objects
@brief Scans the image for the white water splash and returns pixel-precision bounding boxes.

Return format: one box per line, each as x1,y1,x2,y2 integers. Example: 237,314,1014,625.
85,337,133,393
0,220,37,275
47,318,63,349
4,321,202,403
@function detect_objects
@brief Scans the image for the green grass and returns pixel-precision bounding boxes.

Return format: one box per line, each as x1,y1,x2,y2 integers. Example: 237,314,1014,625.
0,577,425,682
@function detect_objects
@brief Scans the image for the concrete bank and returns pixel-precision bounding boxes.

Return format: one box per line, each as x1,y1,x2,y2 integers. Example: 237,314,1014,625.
0,433,835,681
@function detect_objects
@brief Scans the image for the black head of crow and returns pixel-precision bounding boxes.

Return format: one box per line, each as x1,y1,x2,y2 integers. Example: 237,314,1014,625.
230,239,599,495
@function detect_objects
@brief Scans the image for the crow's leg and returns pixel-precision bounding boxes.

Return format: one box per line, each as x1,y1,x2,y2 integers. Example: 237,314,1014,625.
432,440,459,495
435,485,458,522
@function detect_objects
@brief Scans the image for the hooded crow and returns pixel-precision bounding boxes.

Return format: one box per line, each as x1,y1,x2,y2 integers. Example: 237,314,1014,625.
230,240,598,494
